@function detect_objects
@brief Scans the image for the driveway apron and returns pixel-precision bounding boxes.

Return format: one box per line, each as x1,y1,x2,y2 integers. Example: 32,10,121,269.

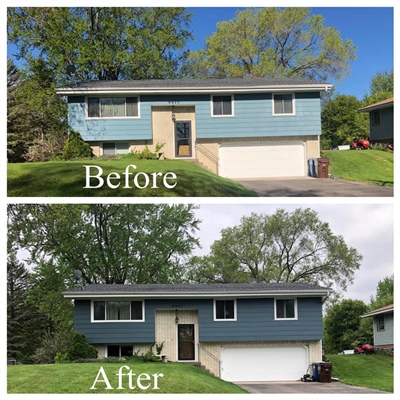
236,381,390,394
234,177,393,197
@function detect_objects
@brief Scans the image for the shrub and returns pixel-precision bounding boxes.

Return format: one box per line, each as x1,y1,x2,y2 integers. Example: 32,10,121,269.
67,333,97,361
32,331,73,364
62,130,93,160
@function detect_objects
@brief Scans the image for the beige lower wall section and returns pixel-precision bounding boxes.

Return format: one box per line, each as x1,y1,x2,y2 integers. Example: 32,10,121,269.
155,310,199,362
199,340,322,377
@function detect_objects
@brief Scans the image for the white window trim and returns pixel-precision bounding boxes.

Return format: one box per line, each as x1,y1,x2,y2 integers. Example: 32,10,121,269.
274,298,298,320
272,93,296,116
101,142,130,156
213,298,237,321
376,315,385,331
91,299,145,323
211,94,234,117
86,95,141,119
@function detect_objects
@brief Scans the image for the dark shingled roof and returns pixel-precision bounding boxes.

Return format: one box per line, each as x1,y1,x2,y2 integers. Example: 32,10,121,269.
56,77,332,94
64,282,332,297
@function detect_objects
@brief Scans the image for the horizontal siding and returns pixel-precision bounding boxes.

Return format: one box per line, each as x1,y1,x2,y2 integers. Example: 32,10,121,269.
73,300,155,344
370,107,393,141
374,313,394,346
68,96,151,141
74,296,323,344
67,92,322,142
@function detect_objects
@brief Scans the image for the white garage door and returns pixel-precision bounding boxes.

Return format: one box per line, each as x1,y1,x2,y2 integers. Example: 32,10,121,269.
221,346,308,382
219,142,306,179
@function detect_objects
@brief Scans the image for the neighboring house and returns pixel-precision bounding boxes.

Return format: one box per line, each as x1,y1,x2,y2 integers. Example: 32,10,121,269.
56,78,332,179
361,304,394,350
357,97,394,145
63,282,332,382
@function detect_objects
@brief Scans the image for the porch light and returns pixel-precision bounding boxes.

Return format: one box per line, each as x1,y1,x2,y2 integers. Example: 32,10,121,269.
171,106,176,122
175,309,179,324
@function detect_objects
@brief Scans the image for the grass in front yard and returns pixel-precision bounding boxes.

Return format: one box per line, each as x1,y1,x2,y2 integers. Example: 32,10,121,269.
321,149,393,187
7,362,248,394
326,354,393,392
7,156,257,197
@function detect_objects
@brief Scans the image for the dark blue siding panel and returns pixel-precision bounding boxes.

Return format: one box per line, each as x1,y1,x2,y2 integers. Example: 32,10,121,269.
74,296,323,344
73,300,155,344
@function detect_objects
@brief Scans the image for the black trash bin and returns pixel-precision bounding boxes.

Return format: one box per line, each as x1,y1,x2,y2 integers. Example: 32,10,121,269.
317,158,330,178
319,362,332,383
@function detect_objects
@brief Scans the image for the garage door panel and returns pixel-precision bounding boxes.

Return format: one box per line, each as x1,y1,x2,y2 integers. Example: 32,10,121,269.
219,142,306,179
221,346,308,382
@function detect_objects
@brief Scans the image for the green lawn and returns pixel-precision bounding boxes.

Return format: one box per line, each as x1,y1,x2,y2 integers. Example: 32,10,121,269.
7,156,257,197
321,149,393,187
7,362,248,394
326,354,393,392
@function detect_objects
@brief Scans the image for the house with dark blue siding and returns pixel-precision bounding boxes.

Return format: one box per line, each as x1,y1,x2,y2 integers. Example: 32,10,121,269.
56,78,332,179
63,282,332,381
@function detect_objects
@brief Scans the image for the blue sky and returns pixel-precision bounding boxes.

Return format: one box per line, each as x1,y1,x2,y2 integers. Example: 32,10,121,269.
186,7,394,99
7,6,394,100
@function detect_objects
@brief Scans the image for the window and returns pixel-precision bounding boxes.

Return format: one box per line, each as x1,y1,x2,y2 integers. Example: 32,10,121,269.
107,345,133,357
93,300,144,321
212,95,233,116
87,97,139,118
214,299,236,320
372,110,381,126
273,94,294,115
376,315,385,331
275,299,297,319
102,142,130,156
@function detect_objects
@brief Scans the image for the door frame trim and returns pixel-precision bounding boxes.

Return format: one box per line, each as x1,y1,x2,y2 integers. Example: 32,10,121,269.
177,323,196,362
174,120,193,158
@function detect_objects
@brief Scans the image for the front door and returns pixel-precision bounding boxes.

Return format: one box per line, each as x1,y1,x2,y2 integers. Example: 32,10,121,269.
175,121,192,157
178,324,195,360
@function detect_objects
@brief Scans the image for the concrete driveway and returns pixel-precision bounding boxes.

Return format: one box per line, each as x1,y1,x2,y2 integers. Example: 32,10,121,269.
234,177,393,197
236,381,390,394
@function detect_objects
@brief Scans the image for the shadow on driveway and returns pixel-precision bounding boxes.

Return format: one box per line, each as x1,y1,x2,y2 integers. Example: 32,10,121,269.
234,177,393,197
236,381,390,394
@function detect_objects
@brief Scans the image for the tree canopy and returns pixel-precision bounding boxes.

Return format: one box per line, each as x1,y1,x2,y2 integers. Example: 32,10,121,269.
369,275,393,310
8,204,200,285
183,7,356,81
7,7,193,81
186,208,362,291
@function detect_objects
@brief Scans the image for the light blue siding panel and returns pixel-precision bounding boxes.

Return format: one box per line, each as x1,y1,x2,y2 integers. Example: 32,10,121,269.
67,92,322,143
68,96,151,141
196,92,322,139
374,313,393,346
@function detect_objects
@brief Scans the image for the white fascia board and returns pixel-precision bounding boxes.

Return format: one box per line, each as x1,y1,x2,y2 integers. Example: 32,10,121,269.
361,307,394,318
56,84,333,96
63,289,332,299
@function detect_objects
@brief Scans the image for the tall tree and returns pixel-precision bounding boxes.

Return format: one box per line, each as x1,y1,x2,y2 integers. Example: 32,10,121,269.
369,275,394,310
186,208,362,291
363,69,394,105
324,299,371,353
9,56,68,161
7,252,48,362
183,8,356,81
7,7,193,81
8,204,200,285
321,94,369,149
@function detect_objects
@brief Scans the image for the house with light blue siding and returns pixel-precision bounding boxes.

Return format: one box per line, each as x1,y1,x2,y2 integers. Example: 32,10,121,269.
362,304,394,351
357,97,394,146
63,282,332,381
56,78,332,178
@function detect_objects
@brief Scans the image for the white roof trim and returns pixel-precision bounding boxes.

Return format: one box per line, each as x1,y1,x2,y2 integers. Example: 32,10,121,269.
56,84,332,96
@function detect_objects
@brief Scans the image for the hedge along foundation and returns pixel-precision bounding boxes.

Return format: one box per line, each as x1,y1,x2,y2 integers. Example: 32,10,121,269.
84,164,177,190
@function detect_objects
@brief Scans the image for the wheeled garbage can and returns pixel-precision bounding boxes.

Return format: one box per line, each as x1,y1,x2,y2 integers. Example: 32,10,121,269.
317,158,330,178
318,362,332,383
